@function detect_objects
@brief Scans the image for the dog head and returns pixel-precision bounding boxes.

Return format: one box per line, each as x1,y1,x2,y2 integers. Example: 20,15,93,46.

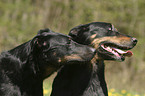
31,29,96,77
69,22,137,61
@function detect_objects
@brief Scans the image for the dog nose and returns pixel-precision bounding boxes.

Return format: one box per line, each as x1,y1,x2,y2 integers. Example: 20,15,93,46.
132,37,137,45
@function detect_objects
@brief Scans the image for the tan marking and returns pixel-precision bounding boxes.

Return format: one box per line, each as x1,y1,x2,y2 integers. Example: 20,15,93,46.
89,36,131,61
91,54,102,63
91,36,131,49
90,34,97,39
53,52,57,56
58,58,62,63
118,36,131,40
64,54,83,61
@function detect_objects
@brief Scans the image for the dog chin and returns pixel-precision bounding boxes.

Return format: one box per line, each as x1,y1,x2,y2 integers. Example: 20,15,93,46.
97,52,125,62
114,56,125,62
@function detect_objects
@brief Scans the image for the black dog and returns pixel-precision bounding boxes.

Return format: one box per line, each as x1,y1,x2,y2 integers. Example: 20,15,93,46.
51,22,137,96
0,29,96,96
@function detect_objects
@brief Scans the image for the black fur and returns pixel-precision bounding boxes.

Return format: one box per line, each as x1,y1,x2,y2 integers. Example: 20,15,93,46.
51,22,137,96
0,29,95,96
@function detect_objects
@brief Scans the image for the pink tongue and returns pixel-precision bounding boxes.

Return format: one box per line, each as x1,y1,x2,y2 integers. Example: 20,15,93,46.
123,51,133,57
113,48,133,57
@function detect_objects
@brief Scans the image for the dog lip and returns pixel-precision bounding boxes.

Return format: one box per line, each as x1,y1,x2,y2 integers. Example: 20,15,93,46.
100,42,134,50
101,44,133,58
101,44,121,57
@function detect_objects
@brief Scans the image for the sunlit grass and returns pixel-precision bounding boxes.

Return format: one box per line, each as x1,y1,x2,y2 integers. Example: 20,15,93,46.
43,76,144,96
43,87,145,96
43,89,51,96
108,88,144,96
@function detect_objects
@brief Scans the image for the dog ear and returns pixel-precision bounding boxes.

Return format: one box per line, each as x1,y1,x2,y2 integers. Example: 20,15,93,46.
37,28,51,35
36,38,47,47
69,28,78,37
69,24,89,37
32,36,47,48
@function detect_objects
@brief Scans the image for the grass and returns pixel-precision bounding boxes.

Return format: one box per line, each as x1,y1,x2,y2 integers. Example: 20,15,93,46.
43,74,55,96
43,78,145,96
43,81,52,96
108,88,145,96
43,87,145,96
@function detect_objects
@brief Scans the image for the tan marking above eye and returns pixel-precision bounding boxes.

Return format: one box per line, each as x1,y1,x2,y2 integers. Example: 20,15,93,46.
64,54,83,61
58,58,62,63
90,34,97,39
53,52,57,56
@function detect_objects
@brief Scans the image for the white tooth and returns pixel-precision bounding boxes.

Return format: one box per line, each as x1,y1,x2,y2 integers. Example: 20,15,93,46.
115,49,126,54
108,47,111,50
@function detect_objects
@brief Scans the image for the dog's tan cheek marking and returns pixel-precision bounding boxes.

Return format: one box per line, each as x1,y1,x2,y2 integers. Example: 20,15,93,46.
91,36,118,48
91,36,120,45
90,34,97,39
91,36,132,47
109,36,131,44
91,38,100,48
64,55,82,61
91,37,108,48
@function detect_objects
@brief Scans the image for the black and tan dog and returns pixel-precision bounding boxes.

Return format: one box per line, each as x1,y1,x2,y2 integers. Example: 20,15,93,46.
51,22,137,96
0,29,96,96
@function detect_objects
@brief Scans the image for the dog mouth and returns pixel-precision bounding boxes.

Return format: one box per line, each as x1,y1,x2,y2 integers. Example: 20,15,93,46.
100,43,133,60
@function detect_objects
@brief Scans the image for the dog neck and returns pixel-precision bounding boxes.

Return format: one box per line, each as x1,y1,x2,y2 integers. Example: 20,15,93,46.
82,60,107,96
6,41,44,95
8,41,32,62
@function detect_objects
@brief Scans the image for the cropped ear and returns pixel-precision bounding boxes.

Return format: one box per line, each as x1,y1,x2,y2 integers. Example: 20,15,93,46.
37,28,51,35
32,36,47,48
69,24,89,37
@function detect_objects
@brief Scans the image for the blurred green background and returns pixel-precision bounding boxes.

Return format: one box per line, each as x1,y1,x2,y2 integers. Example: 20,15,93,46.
0,0,145,95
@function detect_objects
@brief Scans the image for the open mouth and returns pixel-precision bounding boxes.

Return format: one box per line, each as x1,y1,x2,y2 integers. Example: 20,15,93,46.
101,44,133,58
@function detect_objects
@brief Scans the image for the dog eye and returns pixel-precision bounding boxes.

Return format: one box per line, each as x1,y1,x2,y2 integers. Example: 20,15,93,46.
108,28,112,34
